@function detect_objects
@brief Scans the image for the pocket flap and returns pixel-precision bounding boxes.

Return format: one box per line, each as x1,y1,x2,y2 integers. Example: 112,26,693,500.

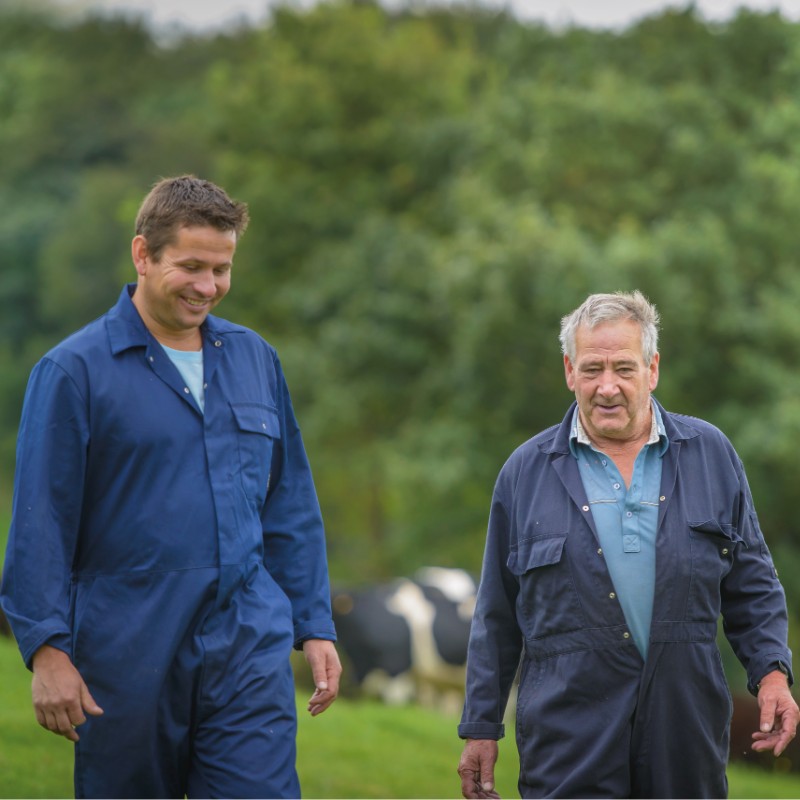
688,518,740,541
507,535,567,575
231,403,281,438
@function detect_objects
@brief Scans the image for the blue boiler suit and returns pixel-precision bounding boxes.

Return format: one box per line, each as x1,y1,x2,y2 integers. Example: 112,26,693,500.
1,285,337,798
459,402,793,799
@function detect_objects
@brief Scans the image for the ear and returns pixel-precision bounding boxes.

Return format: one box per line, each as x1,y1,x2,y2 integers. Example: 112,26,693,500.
564,354,576,391
649,352,660,391
131,235,150,277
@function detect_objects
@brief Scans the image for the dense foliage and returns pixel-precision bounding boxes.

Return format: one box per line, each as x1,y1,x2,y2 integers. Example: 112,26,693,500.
2,3,800,616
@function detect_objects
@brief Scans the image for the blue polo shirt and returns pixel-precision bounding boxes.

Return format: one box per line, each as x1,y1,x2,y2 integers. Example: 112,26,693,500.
570,401,668,659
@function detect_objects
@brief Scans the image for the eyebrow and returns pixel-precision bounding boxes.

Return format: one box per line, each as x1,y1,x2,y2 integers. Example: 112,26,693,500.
177,257,233,268
579,357,639,369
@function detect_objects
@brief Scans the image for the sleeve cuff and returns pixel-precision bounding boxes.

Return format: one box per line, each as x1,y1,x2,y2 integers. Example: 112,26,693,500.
458,722,505,740
748,656,793,697
293,618,337,650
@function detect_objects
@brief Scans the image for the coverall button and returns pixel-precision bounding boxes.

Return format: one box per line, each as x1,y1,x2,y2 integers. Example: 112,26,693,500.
609,592,616,599
613,483,621,490
597,548,603,555
582,505,589,512
660,495,666,501
262,423,267,430
721,547,729,555
184,387,190,394
623,632,631,639
214,340,222,347
149,356,154,363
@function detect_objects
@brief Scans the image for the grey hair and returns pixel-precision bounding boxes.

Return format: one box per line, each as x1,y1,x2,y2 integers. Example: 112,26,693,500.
559,290,660,364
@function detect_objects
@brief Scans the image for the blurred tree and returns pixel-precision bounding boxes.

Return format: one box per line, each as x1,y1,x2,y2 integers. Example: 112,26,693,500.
1,1,799,614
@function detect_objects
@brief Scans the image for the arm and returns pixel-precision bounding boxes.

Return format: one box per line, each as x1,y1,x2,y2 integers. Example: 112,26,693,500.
719,456,798,754
261,353,336,647
1,358,89,667
458,486,523,740
31,645,103,742
721,459,794,696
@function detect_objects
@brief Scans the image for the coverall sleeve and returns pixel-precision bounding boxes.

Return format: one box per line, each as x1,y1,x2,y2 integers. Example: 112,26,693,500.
458,472,524,740
261,353,336,649
0,357,89,669
721,455,794,696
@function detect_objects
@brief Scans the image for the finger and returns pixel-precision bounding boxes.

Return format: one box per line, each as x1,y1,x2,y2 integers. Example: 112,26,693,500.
308,658,328,692
324,663,341,698
459,768,480,799
80,684,104,717
759,700,777,734
307,687,337,716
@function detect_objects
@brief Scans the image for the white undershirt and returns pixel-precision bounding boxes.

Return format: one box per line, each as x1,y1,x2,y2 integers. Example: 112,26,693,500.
161,344,205,413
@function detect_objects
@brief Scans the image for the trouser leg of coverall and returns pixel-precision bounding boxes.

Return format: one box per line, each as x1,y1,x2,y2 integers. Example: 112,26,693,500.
187,656,300,799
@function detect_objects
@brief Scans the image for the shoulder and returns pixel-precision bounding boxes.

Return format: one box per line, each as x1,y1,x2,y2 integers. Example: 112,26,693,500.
662,408,742,469
494,422,562,495
664,409,735,448
206,315,278,358
38,313,111,375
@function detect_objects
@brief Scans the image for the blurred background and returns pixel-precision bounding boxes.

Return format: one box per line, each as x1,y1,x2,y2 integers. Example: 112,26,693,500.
2,0,800,795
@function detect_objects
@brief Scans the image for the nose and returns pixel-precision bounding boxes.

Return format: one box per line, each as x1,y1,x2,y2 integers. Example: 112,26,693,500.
596,371,619,397
193,270,217,298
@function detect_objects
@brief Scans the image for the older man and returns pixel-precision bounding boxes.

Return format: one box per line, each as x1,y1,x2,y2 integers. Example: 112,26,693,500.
458,291,798,798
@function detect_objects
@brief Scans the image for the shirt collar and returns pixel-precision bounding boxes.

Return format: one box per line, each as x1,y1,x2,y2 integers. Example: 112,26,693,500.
569,398,669,457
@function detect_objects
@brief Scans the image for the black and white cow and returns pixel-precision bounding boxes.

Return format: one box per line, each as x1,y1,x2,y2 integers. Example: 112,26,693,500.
332,567,477,712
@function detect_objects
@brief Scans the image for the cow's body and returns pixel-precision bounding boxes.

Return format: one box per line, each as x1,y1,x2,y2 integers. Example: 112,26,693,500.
332,567,476,710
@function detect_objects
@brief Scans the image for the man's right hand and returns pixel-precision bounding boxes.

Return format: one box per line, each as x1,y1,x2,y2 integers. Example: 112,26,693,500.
31,645,103,742
458,738,501,799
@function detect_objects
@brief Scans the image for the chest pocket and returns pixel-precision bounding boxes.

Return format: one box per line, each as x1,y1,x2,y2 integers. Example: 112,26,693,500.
231,402,281,505
507,534,586,638
687,518,741,619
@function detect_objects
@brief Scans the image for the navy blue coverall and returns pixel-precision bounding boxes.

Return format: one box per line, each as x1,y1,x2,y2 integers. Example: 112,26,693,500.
459,402,793,799
1,285,336,798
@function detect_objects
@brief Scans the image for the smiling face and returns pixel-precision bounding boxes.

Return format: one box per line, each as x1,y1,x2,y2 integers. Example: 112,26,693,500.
131,225,236,348
564,319,659,449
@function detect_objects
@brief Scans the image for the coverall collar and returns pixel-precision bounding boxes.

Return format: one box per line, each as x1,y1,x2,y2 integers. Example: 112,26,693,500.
541,398,701,457
106,283,243,355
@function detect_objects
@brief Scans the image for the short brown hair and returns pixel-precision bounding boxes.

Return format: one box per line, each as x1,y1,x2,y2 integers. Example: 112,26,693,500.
134,175,250,261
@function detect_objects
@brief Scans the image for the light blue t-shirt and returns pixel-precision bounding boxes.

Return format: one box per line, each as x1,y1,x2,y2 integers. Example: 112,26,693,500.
161,344,205,413
569,401,668,659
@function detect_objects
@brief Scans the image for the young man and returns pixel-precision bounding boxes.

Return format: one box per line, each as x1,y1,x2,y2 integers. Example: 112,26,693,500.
2,175,341,798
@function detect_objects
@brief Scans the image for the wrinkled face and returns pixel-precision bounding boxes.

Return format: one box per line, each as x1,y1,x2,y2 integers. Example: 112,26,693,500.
564,319,659,448
131,225,236,343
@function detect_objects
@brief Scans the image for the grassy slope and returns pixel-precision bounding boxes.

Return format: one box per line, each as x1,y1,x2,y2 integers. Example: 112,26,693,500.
2,638,800,799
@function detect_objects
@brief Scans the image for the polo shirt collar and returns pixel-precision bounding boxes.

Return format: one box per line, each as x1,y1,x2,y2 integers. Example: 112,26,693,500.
569,398,669,457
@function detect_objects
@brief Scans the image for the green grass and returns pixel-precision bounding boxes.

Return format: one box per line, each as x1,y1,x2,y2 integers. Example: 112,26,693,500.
2,638,800,798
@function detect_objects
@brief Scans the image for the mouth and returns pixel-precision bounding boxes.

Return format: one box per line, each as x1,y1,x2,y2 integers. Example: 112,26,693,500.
594,403,624,414
182,296,211,309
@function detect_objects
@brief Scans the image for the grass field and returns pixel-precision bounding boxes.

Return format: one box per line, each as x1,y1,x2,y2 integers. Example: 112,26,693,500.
2,638,800,798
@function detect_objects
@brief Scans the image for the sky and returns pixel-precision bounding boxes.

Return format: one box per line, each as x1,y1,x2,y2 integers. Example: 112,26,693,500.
50,0,800,31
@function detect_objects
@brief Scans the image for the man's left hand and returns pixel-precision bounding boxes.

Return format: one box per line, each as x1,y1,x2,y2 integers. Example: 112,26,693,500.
752,669,799,757
303,639,342,716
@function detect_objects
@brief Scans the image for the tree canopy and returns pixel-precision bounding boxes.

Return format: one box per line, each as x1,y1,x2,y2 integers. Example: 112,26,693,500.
2,3,800,613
